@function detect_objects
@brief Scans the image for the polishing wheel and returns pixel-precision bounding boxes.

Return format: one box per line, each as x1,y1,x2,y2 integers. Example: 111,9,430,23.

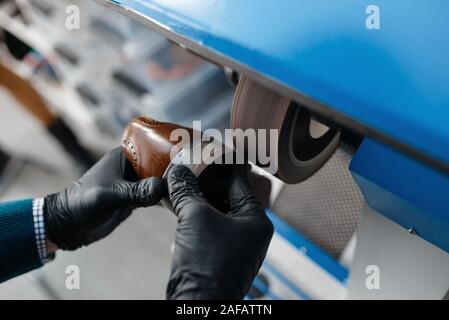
231,76,340,183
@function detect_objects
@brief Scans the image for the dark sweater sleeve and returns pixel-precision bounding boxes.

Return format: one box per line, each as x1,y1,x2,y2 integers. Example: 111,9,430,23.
0,199,42,283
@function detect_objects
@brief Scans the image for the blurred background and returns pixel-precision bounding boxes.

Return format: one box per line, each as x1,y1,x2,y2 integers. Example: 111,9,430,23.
0,0,233,299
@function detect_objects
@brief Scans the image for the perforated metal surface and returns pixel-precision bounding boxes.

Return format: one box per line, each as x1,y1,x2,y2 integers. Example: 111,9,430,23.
272,149,364,259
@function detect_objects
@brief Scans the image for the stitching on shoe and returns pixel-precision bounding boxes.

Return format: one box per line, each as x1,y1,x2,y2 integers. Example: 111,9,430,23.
123,138,140,176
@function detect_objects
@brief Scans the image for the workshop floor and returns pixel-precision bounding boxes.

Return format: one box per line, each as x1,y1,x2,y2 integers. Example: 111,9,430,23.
0,89,176,299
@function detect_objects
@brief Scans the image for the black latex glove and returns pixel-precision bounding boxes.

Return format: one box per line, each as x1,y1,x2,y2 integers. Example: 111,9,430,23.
166,165,274,300
44,147,166,251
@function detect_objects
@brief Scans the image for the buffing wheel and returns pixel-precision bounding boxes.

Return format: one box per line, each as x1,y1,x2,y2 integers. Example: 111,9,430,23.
231,76,340,183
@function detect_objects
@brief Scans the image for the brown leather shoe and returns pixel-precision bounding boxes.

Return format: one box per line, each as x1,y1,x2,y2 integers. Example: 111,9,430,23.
121,116,232,213
121,116,193,179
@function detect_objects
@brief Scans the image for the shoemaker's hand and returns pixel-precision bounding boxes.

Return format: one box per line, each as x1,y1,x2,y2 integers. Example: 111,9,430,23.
166,165,274,300
44,147,166,251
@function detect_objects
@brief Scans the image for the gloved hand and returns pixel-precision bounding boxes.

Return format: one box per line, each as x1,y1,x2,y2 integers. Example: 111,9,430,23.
166,164,274,300
44,147,166,251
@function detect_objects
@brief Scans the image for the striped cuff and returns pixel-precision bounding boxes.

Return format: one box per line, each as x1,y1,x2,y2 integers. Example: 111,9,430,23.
32,198,51,264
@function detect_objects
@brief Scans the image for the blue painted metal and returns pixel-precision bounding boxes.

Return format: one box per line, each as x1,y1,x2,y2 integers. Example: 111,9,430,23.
105,0,449,169
266,209,349,283
350,138,449,253
262,261,310,300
